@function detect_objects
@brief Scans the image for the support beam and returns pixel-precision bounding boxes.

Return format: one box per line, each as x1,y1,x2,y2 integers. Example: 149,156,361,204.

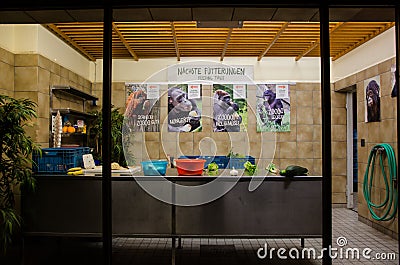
102,5,113,265
257,22,289,61
112,22,139,61
320,4,332,265
395,4,400,259
170,22,180,61
46,24,96,61
220,28,233,61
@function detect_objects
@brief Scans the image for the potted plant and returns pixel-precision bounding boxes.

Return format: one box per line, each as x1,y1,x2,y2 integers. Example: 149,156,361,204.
89,107,134,167
0,95,40,253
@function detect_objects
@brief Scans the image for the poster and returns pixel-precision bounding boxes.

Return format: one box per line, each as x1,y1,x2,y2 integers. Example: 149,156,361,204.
212,84,247,132
256,84,290,132
391,64,397,98
168,84,202,132
364,76,381,123
125,83,160,132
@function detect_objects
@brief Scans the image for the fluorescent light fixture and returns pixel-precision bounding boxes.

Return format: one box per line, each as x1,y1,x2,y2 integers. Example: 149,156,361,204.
196,21,243,28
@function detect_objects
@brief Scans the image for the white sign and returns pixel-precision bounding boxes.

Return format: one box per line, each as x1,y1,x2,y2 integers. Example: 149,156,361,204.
233,84,246,99
168,64,254,82
146,84,160,99
276,84,289,99
188,84,201,99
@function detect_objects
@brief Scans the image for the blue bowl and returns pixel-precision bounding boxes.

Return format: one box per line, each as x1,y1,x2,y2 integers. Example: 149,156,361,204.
141,160,168,176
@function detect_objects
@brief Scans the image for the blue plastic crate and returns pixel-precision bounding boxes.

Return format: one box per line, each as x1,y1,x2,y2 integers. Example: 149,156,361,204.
228,156,255,169
74,147,91,167
212,156,229,169
33,147,90,173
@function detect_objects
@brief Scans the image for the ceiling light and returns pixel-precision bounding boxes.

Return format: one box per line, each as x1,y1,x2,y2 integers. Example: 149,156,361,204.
196,21,243,28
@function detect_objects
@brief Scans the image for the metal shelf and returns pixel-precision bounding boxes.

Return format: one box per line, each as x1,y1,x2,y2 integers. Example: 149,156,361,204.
51,108,97,119
51,85,98,101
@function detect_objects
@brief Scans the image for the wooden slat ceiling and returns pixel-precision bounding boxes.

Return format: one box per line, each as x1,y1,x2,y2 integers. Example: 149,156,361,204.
44,21,395,62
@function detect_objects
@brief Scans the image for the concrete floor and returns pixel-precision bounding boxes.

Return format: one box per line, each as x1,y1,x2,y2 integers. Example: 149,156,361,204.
4,208,398,265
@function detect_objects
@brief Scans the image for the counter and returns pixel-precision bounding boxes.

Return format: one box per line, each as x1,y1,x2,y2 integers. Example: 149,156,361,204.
22,169,322,240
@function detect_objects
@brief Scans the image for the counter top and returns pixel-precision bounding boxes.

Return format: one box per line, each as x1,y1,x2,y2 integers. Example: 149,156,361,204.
34,168,321,181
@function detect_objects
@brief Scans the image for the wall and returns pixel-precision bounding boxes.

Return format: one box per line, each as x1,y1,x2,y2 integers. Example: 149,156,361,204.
14,54,93,148
334,57,398,238
332,27,395,82
0,46,14,97
0,24,95,82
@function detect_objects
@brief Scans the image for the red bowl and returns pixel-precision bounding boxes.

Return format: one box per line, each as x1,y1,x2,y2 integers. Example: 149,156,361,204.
175,159,206,176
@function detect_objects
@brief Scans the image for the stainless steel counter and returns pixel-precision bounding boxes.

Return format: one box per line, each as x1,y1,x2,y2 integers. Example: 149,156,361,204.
22,172,322,239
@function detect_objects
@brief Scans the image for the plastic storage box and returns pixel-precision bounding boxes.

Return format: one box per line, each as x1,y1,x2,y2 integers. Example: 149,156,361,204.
33,147,90,173
174,159,206,176
141,160,168,176
228,156,255,169
179,156,213,168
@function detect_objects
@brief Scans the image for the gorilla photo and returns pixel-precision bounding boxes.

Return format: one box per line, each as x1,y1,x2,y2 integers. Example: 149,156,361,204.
167,86,201,132
213,89,242,132
258,89,284,126
365,79,380,122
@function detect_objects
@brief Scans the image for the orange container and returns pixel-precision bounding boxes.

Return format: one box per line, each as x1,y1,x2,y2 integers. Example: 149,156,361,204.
175,159,206,176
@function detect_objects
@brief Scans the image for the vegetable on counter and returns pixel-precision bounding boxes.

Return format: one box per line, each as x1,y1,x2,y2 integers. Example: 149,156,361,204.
266,163,308,177
244,161,257,176
207,162,219,176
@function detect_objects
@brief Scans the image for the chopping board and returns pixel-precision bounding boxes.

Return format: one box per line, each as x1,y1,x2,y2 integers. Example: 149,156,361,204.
83,166,141,176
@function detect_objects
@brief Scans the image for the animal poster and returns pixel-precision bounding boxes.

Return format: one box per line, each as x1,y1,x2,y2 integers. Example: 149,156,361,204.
256,84,290,132
212,84,247,132
364,76,381,123
125,83,160,132
391,64,397,98
168,84,202,132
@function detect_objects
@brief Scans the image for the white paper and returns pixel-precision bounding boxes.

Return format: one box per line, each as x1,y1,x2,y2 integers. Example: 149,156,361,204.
276,84,289,99
146,84,160,99
233,84,246,99
188,84,201,99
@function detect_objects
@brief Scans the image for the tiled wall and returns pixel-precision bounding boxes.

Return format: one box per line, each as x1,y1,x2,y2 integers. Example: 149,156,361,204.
94,82,348,205
334,57,398,238
13,54,93,148
94,81,347,205
0,46,14,97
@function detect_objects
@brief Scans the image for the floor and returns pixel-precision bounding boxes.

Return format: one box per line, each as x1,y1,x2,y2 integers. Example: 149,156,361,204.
6,208,398,265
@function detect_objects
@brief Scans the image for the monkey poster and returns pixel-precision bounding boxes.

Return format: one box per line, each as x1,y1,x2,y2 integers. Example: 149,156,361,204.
391,64,397,98
212,84,247,132
168,84,202,132
364,76,381,123
256,84,290,132
125,83,160,132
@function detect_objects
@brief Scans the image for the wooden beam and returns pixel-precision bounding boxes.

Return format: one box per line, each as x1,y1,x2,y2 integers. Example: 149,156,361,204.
220,28,233,62
45,24,96,61
295,22,345,61
332,22,395,61
257,22,290,61
112,22,139,61
170,22,180,61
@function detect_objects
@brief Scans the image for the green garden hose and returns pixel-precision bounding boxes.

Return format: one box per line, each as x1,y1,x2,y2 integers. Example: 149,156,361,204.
363,143,398,221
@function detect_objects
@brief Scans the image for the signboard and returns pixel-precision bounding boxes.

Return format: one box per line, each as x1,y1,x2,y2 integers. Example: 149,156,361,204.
168,64,254,82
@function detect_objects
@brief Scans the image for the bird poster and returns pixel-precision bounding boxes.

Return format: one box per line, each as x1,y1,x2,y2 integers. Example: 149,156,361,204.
125,83,160,132
212,84,247,132
167,84,202,132
256,84,290,132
